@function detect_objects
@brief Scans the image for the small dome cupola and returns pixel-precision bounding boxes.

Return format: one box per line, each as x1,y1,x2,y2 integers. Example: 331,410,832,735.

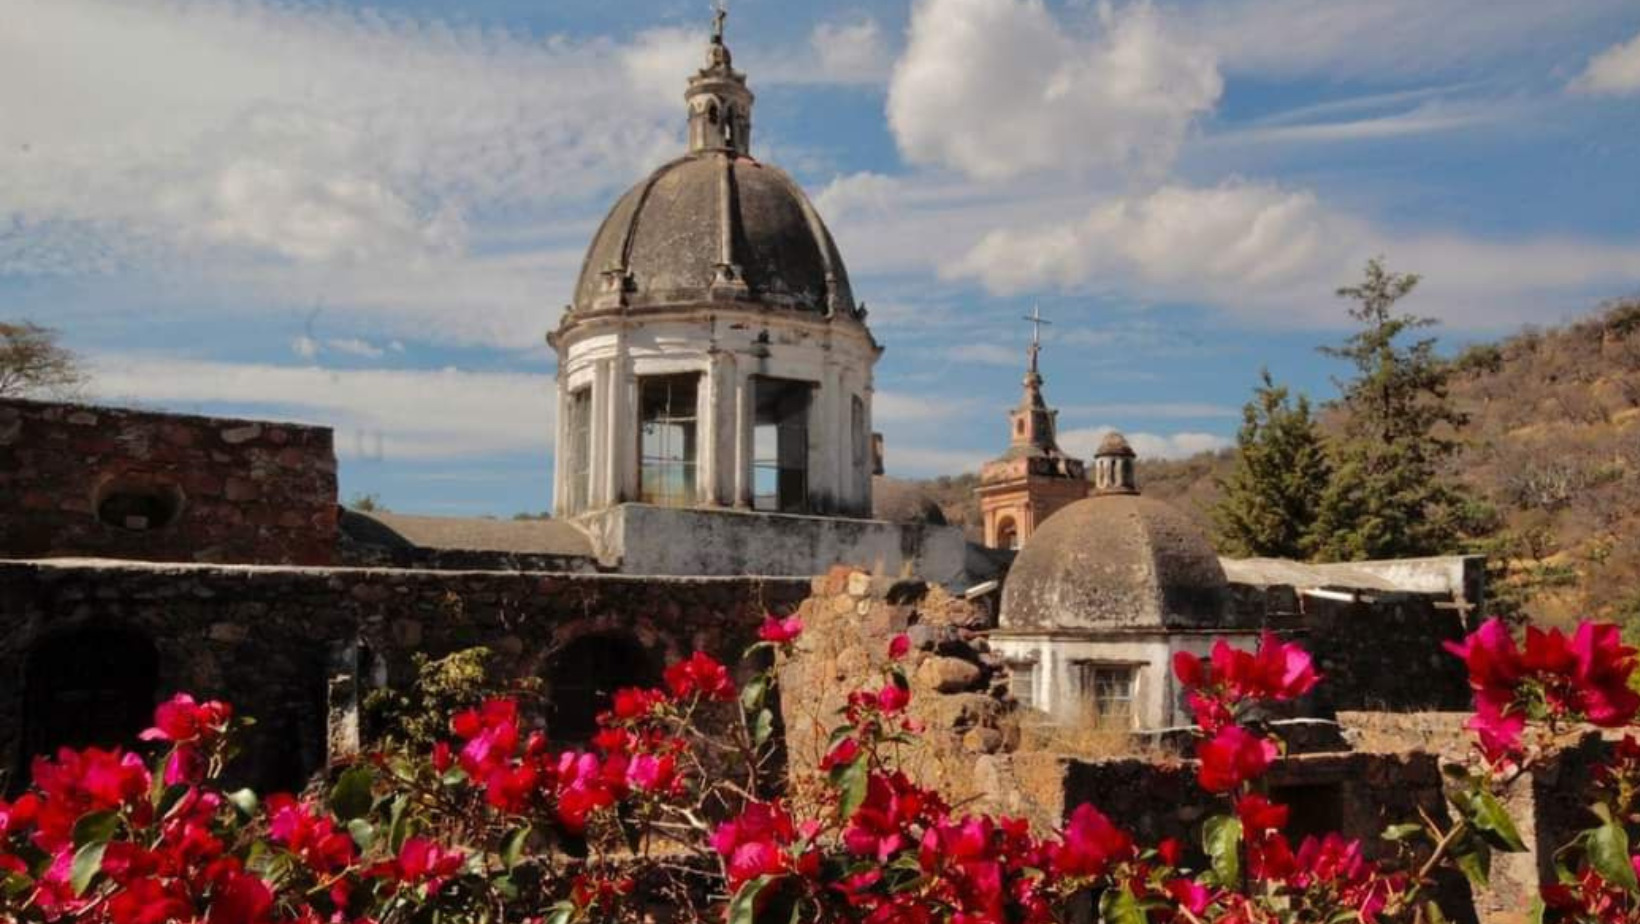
686,5,754,156
1093,431,1138,496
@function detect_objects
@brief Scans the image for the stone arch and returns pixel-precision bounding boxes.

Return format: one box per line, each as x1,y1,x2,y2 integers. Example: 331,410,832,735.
544,633,661,744
22,624,159,767
996,515,1020,551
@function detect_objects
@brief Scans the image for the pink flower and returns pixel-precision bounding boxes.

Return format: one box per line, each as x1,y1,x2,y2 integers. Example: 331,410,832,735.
759,615,804,645
1445,618,1523,693
205,872,275,924
141,693,233,746
664,652,737,701
888,634,911,660
1570,622,1640,727
1050,804,1131,879
1196,726,1278,793
368,838,465,894
712,802,797,887
876,680,911,713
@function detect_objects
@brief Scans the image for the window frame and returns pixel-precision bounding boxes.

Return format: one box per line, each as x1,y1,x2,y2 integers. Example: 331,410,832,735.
638,373,702,508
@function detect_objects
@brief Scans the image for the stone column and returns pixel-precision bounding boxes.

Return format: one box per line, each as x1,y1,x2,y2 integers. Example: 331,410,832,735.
552,376,569,515
734,368,755,508
703,351,731,506
590,358,613,508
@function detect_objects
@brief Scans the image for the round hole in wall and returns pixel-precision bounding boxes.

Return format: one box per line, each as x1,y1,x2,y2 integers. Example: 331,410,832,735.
94,478,185,531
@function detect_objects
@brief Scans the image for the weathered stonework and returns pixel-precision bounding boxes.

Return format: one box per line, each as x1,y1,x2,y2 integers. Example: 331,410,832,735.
0,559,807,790
0,398,337,566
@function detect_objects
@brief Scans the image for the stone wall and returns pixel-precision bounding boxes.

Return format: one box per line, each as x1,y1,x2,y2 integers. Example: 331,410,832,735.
0,398,337,566
777,567,1017,805
1230,583,1472,712
0,559,807,790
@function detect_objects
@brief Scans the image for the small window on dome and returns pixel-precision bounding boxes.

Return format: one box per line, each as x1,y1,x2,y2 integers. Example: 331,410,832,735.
95,479,184,531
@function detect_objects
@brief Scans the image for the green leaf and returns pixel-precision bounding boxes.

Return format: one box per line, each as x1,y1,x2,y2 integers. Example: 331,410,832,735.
1100,886,1148,924
1587,820,1638,893
387,794,411,853
728,875,777,924
832,756,869,820
71,811,119,849
70,842,107,896
1202,814,1243,887
329,765,375,822
543,901,575,924
347,819,376,851
1425,900,1451,924
1470,790,1527,852
740,675,769,713
2,872,35,898
1454,838,1492,888
753,709,775,749
1381,823,1424,843
501,825,531,872
226,788,259,819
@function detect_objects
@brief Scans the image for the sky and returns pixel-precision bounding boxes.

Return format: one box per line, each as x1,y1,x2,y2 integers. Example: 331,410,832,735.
5,0,1640,516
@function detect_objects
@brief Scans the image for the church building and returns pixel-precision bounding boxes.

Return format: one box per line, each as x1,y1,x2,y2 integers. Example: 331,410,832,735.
545,17,966,582
976,311,1089,550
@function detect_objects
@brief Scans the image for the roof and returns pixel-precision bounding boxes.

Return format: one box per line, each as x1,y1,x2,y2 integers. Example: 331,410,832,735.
339,510,594,558
569,152,860,320
999,494,1234,633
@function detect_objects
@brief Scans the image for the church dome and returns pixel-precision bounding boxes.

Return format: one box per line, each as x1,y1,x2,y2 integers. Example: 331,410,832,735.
572,153,858,318
872,477,949,526
1000,433,1231,633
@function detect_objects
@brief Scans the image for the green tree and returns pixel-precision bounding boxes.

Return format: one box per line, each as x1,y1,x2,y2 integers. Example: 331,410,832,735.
1310,258,1469,561
0,321,87,398
1212,369,1331,559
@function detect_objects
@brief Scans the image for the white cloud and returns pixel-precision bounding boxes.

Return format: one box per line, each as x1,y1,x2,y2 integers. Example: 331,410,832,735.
811,18,895,84
1060,426,1231,461
950,179,1640,330
886,0,1222,180
1572,31,1640,95
326,338,387,359
88,356,554,461
874,391,980,423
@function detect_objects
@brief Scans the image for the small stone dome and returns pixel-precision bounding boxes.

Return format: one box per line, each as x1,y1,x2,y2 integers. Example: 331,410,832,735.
871,478,948,526
1000,493,1231,632
1096,431,1135,458
572,152,859,319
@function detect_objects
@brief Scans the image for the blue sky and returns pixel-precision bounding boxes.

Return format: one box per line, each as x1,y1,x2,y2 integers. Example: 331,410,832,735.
5,0,1640,516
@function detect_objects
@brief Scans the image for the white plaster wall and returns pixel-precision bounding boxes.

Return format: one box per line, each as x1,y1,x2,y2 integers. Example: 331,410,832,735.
554,310,878,518
581,503,969,585
992,631,1259,730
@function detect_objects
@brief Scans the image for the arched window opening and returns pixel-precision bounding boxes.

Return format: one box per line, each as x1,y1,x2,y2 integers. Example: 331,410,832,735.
95,479,184,531
996,517,1019,551
22,625,159,770
546,635,659,743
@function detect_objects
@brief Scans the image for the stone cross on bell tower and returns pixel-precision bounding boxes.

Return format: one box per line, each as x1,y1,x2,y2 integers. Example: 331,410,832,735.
975,305,1090,550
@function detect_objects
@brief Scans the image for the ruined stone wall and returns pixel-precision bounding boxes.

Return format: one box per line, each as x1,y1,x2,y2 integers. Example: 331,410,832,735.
1232,584,1472,713
0,399,337,566
0,559,807,790
777,567,1018,805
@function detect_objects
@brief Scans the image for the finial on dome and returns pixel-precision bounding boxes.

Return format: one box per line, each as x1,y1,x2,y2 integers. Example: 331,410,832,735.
1093,431,1138,495
686,0,753,154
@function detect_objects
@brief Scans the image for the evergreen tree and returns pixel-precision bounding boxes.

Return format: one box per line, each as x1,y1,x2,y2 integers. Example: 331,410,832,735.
1309,258,1469,561
1212,370,1330,559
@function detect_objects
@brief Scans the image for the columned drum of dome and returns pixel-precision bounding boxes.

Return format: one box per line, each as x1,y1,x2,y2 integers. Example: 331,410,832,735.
548,18,880,522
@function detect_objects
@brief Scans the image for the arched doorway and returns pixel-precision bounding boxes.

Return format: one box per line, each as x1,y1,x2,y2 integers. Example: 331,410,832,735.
546,635,659,743
22,625,159,764
996,516,1020,551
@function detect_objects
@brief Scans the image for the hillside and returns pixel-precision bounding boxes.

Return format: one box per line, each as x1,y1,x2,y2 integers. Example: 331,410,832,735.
905,299,1640,627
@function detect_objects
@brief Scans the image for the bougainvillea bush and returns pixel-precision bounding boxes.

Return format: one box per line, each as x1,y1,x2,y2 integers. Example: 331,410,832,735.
3,614,1640,923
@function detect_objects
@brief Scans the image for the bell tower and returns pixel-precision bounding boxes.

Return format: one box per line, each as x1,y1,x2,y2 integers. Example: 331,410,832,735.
976,307,1089,550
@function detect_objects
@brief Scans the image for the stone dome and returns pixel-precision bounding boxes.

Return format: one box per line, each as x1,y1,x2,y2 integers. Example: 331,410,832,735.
571,153,858,319
999,493,1232,633
871,477,949,526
